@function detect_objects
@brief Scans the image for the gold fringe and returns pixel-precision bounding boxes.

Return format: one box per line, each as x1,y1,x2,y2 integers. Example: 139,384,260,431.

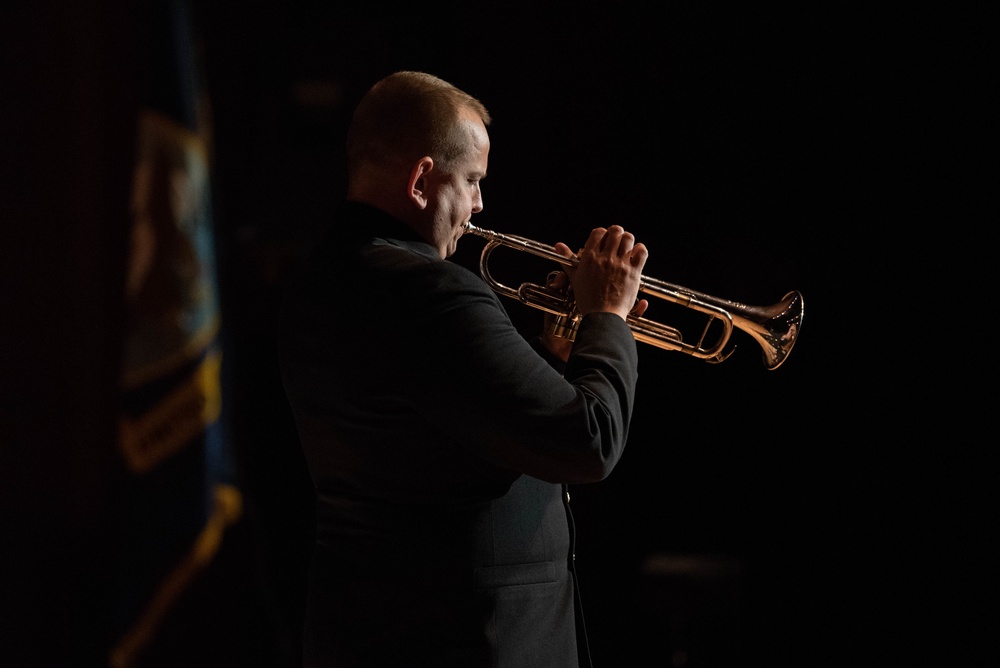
108,483,244,668
118,350,223,475
120,316,220,391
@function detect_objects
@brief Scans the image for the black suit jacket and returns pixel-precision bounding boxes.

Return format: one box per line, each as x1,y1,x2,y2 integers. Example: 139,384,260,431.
279,202,639,667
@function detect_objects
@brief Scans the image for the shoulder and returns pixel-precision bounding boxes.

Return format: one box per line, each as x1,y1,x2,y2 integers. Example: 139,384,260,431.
363,241,489,293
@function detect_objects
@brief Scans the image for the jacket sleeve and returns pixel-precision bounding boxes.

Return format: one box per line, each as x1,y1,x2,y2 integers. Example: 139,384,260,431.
399,259,640,484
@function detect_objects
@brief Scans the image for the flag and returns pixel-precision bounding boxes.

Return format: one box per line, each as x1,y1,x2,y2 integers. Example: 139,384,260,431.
109,2,241,665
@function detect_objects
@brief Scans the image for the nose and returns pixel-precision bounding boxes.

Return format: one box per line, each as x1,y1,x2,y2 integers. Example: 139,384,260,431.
472,185,484,214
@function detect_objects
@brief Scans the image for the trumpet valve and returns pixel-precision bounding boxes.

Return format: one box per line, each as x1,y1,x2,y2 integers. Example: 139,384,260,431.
547,313,581,341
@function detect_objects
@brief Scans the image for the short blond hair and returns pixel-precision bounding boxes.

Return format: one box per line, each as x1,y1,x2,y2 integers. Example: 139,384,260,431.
346,71,491,178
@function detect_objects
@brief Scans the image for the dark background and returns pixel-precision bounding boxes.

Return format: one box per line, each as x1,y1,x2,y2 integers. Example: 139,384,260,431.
2,3,990,666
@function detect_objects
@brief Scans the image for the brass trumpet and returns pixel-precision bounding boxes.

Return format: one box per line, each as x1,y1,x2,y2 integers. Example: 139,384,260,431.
462,222,804,370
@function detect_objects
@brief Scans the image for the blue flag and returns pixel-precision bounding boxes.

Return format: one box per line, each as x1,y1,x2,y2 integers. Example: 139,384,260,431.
110,3,241,665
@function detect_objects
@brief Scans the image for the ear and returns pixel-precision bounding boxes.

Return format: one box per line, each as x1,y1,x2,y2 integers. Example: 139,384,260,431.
407,157,435,209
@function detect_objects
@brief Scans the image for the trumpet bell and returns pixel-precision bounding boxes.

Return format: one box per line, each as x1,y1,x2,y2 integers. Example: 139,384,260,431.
731,289,803,370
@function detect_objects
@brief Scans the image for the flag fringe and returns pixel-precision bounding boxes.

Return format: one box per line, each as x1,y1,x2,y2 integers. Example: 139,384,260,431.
108,483,243,668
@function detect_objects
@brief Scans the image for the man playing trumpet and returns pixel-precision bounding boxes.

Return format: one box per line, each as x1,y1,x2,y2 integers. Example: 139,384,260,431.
279,70,648,668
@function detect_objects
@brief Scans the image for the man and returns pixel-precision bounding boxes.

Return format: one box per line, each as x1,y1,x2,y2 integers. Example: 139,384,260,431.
279,71,648,667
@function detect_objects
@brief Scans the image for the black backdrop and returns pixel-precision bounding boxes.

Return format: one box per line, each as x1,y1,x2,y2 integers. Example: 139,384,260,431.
2,3,990,666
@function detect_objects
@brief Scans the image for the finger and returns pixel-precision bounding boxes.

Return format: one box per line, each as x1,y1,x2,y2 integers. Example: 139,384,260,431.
599,225,625,254
552,241,575,261
617,231,635,256
546,270,568,289
629,242,649,270
583,227,608,254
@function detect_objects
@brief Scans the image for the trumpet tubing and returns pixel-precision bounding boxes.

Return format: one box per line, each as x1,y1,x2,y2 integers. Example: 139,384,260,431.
462,222,804,370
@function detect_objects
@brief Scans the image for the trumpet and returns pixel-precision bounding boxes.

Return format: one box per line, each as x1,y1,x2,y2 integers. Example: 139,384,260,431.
462,222,804,370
